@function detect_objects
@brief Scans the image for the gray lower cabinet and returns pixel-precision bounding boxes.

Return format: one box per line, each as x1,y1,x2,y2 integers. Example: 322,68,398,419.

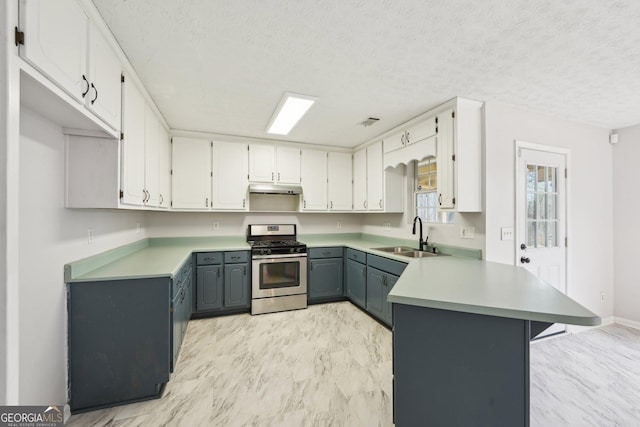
366,254,406,326
68,277,171,413
345,257,366,307
196,264,223,311
308,247,344,300
195,251,250,314
172,258,193,370
224,263,249,307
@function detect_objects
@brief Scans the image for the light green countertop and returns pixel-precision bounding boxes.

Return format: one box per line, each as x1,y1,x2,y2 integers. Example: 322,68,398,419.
65,233,599,327
387,256,600,326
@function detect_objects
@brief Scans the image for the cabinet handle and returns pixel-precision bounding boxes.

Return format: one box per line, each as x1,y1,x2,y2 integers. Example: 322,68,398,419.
330,201,333,209
438,194,442,205
271,172,274,181
383,275,388,286
243,266,247,275
406,131,410,144
205,197,209,207
242,199,246,208
362,266,366,277
203,257,213,261
217,268,220,278
364,201,367,209
322,251,331,256
304,200,307,208
309,262,313,271
231,256,240,260
353,254,358,259
81,75,89,98
159,194,164,205
90,83,98,105
278,172,281,181
379,199,383,208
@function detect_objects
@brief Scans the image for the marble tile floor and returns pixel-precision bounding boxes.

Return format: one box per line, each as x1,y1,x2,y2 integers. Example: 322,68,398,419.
66,303,640,427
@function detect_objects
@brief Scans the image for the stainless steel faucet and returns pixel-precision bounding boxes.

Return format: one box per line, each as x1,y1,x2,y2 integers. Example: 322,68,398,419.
412,216,428,251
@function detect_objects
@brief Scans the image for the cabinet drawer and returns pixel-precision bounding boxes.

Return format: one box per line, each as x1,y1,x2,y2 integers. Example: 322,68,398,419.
196,252,223,265
346,248,366,264
308,247,344,259
367,254,407,277
224,251,248,264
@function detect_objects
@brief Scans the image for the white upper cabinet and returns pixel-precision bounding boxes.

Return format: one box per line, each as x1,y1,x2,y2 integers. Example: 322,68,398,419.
157,124,171,209
172,137,212,210
383,129,408,154
301,149,328,211
143,106,161,207
248,144,301,184
20,0,122,131
353,148,367,211
120,77,146,206
276,146,301,184
407,116,437,145
328,152,353,211
435,98,483,212
248,144,275,183
353,142,404,212
212,141,248,210
366,141,384,211
86,21,122,131
20,0,88,103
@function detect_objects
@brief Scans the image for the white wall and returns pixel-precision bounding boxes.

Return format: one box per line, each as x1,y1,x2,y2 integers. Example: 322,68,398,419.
484,101,614,320
18,106,147,405
145,211,363,237
612,125,640,324
1,0,9,404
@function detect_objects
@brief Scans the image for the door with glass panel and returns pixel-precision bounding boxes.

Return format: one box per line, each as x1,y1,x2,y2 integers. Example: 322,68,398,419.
516,146,567,337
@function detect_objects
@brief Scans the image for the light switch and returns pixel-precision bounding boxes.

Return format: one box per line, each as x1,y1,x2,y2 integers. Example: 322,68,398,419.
501,227,514,241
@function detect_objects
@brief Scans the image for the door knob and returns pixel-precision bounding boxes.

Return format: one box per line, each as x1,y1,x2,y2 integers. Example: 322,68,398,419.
520,243,526,250
520,257,530,264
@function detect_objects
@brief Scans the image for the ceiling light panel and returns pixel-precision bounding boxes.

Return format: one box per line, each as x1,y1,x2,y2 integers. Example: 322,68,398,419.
267,92,317,135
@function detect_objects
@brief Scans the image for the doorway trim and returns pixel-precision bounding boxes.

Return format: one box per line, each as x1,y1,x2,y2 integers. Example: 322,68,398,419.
514,140,571,297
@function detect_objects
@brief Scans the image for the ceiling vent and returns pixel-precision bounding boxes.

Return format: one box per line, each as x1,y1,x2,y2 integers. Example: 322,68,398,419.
360,117,380,127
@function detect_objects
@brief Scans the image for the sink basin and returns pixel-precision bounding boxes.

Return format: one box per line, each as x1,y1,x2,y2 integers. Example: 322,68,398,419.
397,250,439,258
373,246,415,253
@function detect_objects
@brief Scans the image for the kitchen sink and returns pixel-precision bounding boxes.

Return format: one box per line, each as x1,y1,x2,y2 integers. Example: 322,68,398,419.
373,247,448,258
374,246,415,253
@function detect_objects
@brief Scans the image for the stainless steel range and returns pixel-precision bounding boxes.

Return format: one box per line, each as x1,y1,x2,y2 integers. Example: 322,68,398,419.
247,224,307,315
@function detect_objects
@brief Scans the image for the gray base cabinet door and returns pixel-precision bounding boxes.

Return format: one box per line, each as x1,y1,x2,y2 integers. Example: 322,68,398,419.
309,258,344,299
366,266,385,319
346,258,366,307
197,265,223,311
224,263,249,308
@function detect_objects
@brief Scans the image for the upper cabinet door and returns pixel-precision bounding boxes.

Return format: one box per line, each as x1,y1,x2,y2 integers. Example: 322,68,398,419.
301,149,328,211
407,116,437,145
20,0,88,103
383,130,406,154
366,141,384,211
353,148,367,211
212,141,248,210
86,22,122,131
328,152,353,211
120,78,146,206
276,146,301,184
248,144,275,183
172,137,212,210
143,106,160,207
437,110,456,209
157,124,171,209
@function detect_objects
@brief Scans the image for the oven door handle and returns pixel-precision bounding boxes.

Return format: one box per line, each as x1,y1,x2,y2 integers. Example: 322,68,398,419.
253,253,307,260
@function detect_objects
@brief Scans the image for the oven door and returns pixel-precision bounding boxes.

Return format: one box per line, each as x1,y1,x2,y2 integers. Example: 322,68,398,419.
252,254,308,298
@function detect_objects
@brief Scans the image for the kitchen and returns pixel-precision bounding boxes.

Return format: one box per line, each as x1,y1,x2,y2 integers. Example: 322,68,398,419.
2,0,640,426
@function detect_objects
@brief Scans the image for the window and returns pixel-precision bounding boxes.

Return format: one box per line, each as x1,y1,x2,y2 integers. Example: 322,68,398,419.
526,164,558,248
414,158,454,224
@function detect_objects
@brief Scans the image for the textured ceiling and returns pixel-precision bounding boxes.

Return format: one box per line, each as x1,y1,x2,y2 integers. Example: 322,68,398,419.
92,0,640,148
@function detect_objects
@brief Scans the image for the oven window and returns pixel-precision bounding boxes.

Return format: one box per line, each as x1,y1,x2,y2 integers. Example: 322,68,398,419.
260,261,300,290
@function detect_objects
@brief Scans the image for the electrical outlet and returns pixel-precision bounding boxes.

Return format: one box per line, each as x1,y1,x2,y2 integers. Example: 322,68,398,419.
337,221,342,229
212,221,220,231
501,227,513,241
87,228,93,244
460,226,475,239
600,291,605,303
383,222,391,230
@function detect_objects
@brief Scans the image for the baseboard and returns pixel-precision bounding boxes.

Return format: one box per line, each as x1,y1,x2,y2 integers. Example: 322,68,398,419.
614,317,640,330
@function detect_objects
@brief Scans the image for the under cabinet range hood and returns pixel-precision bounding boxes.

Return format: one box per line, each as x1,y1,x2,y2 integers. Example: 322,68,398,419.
249,183,302,195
